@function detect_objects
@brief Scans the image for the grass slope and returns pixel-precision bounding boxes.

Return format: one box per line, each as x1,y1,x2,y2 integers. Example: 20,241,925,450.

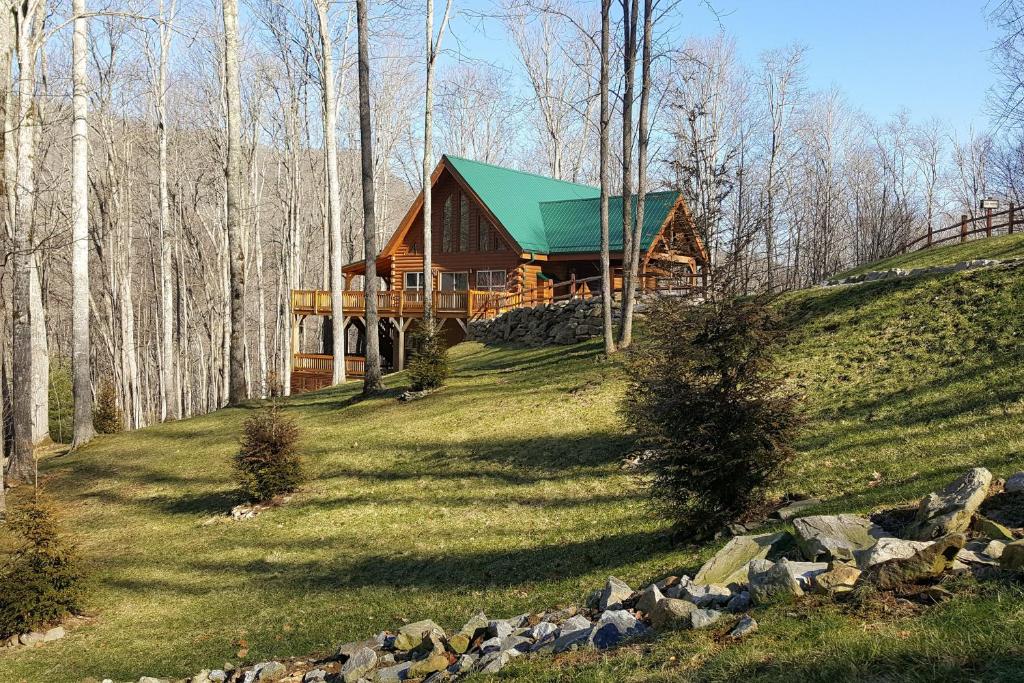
838,232,1024,277
4,239,1024,682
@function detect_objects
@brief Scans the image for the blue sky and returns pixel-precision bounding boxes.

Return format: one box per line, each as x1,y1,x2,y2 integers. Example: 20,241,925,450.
448,0,996,135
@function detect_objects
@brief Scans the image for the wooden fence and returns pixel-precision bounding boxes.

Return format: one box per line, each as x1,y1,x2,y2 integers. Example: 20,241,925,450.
903,203,1021,253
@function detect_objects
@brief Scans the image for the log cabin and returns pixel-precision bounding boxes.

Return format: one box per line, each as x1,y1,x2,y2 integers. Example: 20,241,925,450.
290,154,708,393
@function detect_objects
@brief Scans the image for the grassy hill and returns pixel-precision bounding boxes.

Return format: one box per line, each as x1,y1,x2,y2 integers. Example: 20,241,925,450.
4,236,1024,682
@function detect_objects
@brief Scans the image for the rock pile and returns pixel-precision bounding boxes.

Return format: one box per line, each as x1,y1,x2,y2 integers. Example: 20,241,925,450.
0,626,66,650
467,298,612,346
110,467,1024,683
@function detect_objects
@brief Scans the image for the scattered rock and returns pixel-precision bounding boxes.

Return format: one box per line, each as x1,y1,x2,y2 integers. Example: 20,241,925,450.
476,650,513,674
374,661,412,683
590,610,647,649
599,576,633,610
812,565,862,596
42,626,65,642
680,583,733,608
725,591,751,613
749,559,804,605
551,625,594,653
635,583,663,615
856,536,933,569
984,540,1007,559
449,611,488,654
1005,472,1024,493
407,646,449,678
869,533,966,589
650,598,698,629
974,516,1015,542
690,609,724,629
19,632,43,647
775,498,821,521
906,468,992,540
727,615,758,639
303,670,327,683
999,539,1024,570
527,621,558,643
780,561,829,590
559,615,592,634
394,619,444,651
693,532,792,585
339,647,378,683
793,514,889,562
253,661,287,682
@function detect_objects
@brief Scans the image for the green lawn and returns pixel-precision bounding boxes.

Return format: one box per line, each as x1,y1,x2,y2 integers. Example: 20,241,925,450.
838,232,1024,278
4,242,1024,681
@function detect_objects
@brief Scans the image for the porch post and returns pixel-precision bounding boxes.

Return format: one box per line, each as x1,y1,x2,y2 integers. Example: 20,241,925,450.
397,318,407,371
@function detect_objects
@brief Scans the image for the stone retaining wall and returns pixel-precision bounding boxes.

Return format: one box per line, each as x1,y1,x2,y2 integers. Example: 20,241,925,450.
468,298,614,346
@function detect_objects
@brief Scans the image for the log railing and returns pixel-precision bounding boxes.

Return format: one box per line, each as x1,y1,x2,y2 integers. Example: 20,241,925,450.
902,203,1021,253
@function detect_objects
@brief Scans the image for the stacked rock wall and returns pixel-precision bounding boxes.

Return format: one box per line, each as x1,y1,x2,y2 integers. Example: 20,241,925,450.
468,298,615,346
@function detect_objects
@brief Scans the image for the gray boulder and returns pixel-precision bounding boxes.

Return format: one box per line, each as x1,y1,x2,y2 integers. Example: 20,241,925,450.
635,583,664,614
905,468,992,540
749,559,804,605
599,576,633,610
393,619,444,651
589,610,647,649
725,591,751,613
856,537,933,569
340,647,378,683
690,609,724,629
727,615,758,639
680,583,733,608
793,514,890,562
1005,472,1024,493
693,532,792,585
551,626,594,653
649,598,697,629
374,661,412,683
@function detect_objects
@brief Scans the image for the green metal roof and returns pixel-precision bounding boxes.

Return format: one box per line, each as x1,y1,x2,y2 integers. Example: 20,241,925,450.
444,155,678,254
540,191,679,253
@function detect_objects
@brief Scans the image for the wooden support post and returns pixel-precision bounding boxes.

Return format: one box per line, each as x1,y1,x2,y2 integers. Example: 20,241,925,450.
1010,202,1016,235
961,214,968,243
570,273,576,299
986,206,993,238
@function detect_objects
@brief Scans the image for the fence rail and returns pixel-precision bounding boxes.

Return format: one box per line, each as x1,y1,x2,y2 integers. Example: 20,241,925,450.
903,203,1021,254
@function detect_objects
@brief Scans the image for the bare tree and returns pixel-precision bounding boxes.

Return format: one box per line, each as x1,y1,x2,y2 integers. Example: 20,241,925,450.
615,0,638,348
356,0,383,393
312,0,347,385
422,0,452,324
223,0,248,404
598,0,613,356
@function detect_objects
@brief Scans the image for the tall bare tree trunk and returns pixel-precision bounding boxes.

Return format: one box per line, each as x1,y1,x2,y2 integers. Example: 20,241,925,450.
71,0,95,448
618,0,651,350
616,0,638,348
421,0,451,325
157,0,178,420
0,0,11,511
8,0,45,483
356,0,383,393
222,0,247,404
599,0,614,356
314,0,347,386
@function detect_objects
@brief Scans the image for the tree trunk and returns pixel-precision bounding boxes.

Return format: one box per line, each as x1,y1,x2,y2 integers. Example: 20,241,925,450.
71,0,95,447
314,0,347,386
616,0,638,348
599,0,614,356
8,0,45,482
422,0,451,324
222,0,247,404
158,0,178,420
618,0,651,350
356,0,383,393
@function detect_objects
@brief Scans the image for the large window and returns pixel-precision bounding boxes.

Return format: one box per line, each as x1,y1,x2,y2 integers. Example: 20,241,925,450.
404,272,424,290
442,195,454,252
476,270,506,292
478,219,506,252
440,271,469,291
459,194,470,252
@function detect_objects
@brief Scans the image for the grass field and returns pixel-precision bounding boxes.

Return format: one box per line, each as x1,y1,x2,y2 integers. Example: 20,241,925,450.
4,238,1024,682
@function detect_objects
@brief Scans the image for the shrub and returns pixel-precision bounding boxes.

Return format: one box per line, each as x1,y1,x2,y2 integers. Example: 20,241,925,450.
233,404,303,502
0,496,86,639
407,321,450,391
92,380,124,434
622,296,802,535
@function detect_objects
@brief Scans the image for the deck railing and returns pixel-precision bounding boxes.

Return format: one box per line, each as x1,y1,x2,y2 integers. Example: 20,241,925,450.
292,353,365,378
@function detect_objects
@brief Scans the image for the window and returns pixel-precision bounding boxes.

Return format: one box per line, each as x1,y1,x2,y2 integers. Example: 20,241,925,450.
476,270,506,292
459,194,470,252
442,195,453,252
478,218,493,251
440,272,468,291
404,272,424,290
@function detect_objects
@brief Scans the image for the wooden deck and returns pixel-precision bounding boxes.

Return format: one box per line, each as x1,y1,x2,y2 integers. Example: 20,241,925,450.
290,354,365,394
290,289,502,319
